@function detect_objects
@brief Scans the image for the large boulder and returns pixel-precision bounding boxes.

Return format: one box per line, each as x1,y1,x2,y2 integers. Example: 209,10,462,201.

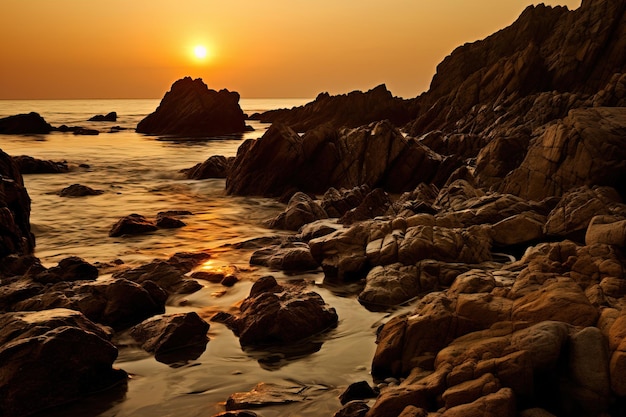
137,77,247,137
0,309,127,416
0,112,53,134
0,150,35,257
130,312,210,356
225,276,338,346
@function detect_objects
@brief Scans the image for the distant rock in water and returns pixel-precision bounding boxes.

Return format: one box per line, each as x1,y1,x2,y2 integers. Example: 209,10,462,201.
88,111,117,122
0,112,53,134
137,77,247,137
249,84,413,131
58,184,104,197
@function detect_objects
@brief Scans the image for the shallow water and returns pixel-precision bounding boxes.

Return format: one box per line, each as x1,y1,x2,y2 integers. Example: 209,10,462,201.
0,99,394,416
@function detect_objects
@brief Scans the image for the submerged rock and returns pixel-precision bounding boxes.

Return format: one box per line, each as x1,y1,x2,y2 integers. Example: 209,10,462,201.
225,382,310,411
109,213,158,237
137,77,247,137
58,183,104,197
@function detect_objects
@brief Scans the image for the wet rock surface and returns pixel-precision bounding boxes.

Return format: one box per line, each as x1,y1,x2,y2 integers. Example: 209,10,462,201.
219,276,338,346
130,312,210,358
0,309,127,417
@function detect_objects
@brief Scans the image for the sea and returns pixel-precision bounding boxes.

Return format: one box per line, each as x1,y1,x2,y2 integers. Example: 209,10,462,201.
0,99,398,417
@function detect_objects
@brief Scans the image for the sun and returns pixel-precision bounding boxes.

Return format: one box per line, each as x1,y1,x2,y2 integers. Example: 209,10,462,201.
193,45,208,60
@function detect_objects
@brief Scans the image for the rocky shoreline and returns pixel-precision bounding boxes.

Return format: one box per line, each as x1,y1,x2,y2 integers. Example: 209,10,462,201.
1,1,626,416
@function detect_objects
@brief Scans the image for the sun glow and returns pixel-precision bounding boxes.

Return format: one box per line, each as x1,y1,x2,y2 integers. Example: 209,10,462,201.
193,45,208,60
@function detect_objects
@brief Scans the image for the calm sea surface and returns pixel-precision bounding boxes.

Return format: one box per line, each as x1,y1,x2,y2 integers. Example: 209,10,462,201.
0,99,397,417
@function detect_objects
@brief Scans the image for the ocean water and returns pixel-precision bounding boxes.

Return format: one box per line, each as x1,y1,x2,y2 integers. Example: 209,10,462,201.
0,99,396,417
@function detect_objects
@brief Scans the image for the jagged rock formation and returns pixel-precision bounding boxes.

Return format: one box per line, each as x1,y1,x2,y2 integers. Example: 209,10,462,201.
137,77,247,137
249,84,413,131
226,120,447,197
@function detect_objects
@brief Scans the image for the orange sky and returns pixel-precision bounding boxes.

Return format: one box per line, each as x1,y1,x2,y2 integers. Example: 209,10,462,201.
0,1,581,99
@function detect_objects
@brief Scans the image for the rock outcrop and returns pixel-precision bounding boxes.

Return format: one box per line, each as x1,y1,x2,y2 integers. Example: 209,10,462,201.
0,150,35,257
249,84,414,131
137,77,247,137
226,120,446,197
499,107,626,200
0,112,53,134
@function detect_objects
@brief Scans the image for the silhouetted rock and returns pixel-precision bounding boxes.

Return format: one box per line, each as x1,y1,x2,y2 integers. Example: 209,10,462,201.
109,213,158,237
182,155,234,179
13,155,69,174
0,309,127,416
89,111,117,122
58,183,104,197
137,77,247,137
0,150,34,257
250,84,413,131
0,112,53,134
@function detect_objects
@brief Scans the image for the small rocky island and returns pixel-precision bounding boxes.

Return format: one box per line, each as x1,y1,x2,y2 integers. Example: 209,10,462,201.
2,1,626,416
136,76,249,137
